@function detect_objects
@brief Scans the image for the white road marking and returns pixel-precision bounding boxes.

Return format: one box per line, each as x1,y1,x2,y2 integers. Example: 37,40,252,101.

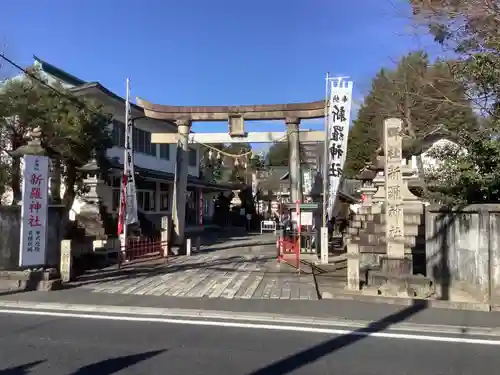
0,308,500,346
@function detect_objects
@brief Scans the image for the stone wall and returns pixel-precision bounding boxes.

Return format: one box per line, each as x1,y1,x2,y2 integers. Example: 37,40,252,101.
0,206,65,270
426,204,500,303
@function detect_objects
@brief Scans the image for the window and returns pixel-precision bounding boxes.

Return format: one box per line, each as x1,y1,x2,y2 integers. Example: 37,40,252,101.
114,120,156,157
112,190,120,211
188,148,197,167
109,176,121,212
108,177,156,213
137,190,156,212
108,176,121,188
159,144,170,160
159,183,170,211
146,132,157,157
112,121,125,147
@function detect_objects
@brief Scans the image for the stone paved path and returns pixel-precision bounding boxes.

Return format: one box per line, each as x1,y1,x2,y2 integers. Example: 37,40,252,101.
75,235,318,301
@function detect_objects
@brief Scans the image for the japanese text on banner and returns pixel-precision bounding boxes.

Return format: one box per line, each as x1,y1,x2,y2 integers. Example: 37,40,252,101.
326,78,354,219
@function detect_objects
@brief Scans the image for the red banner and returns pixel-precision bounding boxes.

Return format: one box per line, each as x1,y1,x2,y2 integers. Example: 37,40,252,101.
117,174,128,236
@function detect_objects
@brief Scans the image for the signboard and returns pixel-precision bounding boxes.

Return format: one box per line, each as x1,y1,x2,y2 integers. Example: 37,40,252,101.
302,169,313,196
292,211,313,226
251,172,258,199
19,155,49,267
326,78,354,219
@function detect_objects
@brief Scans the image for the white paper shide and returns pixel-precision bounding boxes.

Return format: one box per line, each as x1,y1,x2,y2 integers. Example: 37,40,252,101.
326,78,353,219
19,155,49,267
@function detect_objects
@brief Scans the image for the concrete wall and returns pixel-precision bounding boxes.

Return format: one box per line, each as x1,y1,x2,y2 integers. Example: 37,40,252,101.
0,206,64,270
426,204,500,303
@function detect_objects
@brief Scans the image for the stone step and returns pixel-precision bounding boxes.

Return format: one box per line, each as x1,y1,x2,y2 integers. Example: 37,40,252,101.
365,271,435,298
349,222,422,235
347,227,360,235
373,215,423,226
357,203,424,216
351,213,423,225
358,244,414,255
362,222,424,237
356,233,425,248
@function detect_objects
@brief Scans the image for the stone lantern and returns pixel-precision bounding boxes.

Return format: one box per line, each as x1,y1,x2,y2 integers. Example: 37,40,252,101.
9,127,48,158
368,150,386,206
75,152,111,240
356,167,377,207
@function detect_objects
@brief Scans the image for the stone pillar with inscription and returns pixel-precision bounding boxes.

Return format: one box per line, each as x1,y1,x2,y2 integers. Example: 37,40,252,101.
172,119,191,246
10,127,51,269
382,118,411,275
286,117,303,203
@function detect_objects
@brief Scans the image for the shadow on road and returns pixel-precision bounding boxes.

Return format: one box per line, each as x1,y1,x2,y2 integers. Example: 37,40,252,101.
0,360,45,374
0,350,166,375
69,349,166,374
248,300,428,375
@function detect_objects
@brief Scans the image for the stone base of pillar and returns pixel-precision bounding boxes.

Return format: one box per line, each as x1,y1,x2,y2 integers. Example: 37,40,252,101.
185,238,192,256
346,243,360,291
320,227,329,264
380,256,413,276
60,239,72,283
74,209,107,239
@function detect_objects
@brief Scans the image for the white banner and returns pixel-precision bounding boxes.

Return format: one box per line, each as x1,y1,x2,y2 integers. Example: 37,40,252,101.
121,78,138,226
302,168,313,196
326,78,353,219
19,155,49,267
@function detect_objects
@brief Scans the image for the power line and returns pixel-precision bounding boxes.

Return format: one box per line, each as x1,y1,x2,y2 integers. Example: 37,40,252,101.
0,52,288,162
0,53,99,115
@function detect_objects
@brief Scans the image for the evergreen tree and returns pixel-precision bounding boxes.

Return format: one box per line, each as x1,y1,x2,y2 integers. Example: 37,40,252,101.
344,51,476,178
0,66,112,208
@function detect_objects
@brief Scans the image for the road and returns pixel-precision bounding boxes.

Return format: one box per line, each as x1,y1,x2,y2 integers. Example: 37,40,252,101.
0,310,499,374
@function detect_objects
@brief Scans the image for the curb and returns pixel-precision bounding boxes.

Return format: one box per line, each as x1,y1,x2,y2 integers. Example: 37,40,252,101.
0,300,499,337
320,291,495,312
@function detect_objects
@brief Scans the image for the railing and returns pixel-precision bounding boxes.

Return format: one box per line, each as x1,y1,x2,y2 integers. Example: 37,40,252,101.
260,220,277,234
277,234,300,270
276,229,319,272
119,236,168,267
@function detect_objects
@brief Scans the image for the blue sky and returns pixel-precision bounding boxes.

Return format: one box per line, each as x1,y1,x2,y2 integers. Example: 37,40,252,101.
0,0,438,147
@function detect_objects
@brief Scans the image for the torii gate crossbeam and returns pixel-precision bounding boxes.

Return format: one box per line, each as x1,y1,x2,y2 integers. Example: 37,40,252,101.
137,97,326,245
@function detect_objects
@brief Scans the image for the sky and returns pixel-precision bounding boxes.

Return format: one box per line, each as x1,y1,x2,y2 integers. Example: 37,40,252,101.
0,0,439,149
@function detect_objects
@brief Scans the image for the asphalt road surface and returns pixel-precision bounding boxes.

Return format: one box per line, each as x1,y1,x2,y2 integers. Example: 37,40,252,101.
0,312,498,375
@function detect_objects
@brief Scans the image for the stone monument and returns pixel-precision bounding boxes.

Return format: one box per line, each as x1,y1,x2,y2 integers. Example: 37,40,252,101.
345,118,433,297
381,118,410,274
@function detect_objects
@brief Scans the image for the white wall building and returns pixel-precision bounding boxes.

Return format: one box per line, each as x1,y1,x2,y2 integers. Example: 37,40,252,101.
2,56,231,231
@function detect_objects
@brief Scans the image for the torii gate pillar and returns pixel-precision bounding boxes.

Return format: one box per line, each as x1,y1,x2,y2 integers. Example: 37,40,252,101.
172,118,191,245
286,117,303,203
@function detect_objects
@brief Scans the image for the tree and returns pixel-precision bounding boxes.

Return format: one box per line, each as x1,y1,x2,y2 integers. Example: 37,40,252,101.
265,142,306,167
425,130,500,204
343,71,390,177
199,142,255,184
410,0,500,124
0,66,112,210
199,143,225,183
344,51,476,179
266,142,288,166
406,0,500,204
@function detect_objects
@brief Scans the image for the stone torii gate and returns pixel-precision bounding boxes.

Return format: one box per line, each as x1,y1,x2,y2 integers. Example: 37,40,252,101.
137,98,326,244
